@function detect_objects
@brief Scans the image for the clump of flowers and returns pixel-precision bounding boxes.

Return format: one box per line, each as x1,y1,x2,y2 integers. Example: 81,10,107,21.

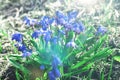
10,10,112,80
12,33,32,57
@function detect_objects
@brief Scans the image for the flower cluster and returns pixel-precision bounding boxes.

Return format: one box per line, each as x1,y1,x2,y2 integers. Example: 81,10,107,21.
12,33,32,57
23,11,86,80
48,56,61,80
11,10,108,80
28,11,86,48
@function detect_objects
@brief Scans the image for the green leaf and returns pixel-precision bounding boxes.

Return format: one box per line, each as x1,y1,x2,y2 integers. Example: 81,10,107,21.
71,60,87,69
81,62,93,71
114,56,120,62
64,62,93,76
31,55,50,65
94,35,107,51
71,48,112,70
89,48,112,61
0,42,2,53
30,39,41,52
35,78,40,80
9,54,22,60
79,35,107,59
15,70,23,80
78,33,87,44
9,59,30,74
77,39,84,49
100,71,105,80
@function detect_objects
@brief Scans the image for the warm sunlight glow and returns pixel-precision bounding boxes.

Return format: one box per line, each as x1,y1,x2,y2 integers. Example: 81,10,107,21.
78,0,98,6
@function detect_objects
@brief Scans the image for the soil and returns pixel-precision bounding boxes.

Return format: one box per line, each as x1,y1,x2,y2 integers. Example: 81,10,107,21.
0,66,18,80
0,64,44,80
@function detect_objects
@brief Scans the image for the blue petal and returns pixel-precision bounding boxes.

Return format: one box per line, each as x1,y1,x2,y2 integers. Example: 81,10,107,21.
52,56,61,68
12,33,23,42
56,11,65,18
72,22,81,33
40,65,45,70
64,23,73,29
43,31,52,43
48,71,56,80
39,16,53,30
79,22,85,32
23,16,30,26
29,19,37,26
49,18,55,25
23,16,37,26
32,30,41,39
56,11,68,25
15,43,27,52
67,10,79,20
52,68,61,78
22,50,32,57
72,22,85,34
51,36,58,44
96,26,107,35
66,40,77,48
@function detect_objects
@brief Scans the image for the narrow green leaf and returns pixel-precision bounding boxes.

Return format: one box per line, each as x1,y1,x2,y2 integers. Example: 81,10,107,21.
71,48,112,70
77,39,84,49
114,56,120,62
9,59,30,74
100,71,105,80
30,39,41,53
0,42,2,52
71,60,86,69
32,56,50,65
64,62,93,76
15,70,23,80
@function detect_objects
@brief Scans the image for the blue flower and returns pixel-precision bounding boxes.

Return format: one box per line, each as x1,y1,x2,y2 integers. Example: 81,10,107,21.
29,19,37,26
96,26,107,35
51,36,58,44
43,16,54,25
39,20,48,30
32,30,41,39
52,56,61,68
64,23,73,30
23,16,37,26
15,43,27,52
72,22,80,33
39,16,54,30
79,22,85,32
22,50,32,57
42,16,50,24
52,68,61,78
48,65,61,80
56,11,65,18
23,16,30,26
40,65,45,70
43,31,52,44
72,22,85,34
67,10,79,22
12,33,23,42
49,18,55,25
66,40,77,48
48,71,56,80
56,11,68,25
